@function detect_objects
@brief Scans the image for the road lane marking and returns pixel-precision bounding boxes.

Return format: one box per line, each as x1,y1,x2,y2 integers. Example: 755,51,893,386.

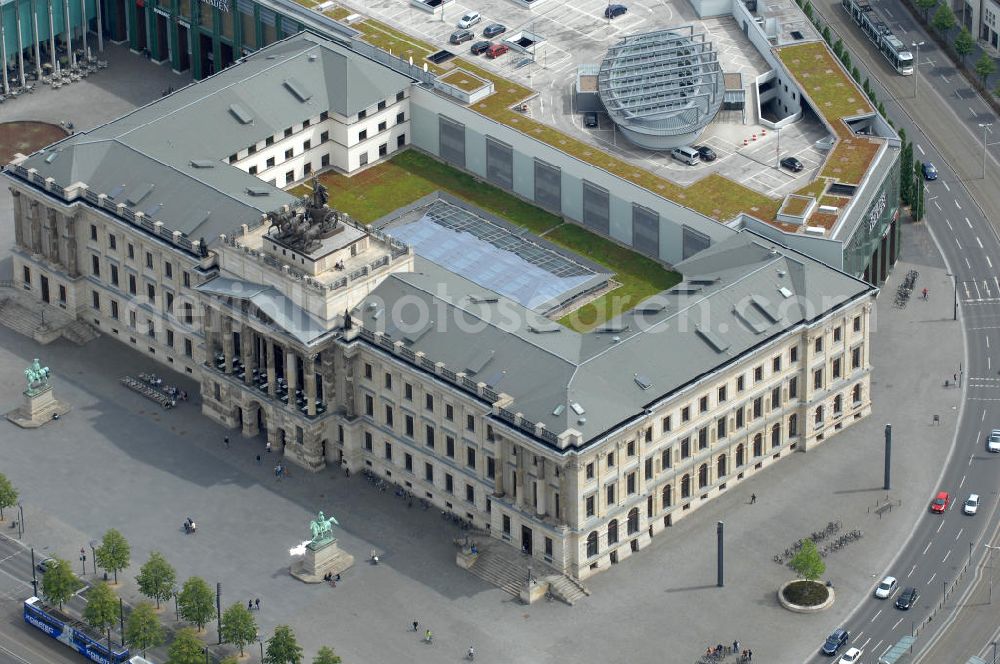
970,106,978,117
978,237,984,248
881,642,893,657
946,219,953,230
956,199,963,210
956,527,964,540
938,520,946,533
988,256,994,269
943,180,950,191
934,200,942,211
967,257,973,269
955,238,962,249
917,144,925,155
943,550,951,563
967,217,974,228
908,564,917,577
923,541,933,555
971,453,976,467
988,336,991,349
892,616,904,631
871,609,882,622
860,636,872,650
929,571,937,584
960,475,966,488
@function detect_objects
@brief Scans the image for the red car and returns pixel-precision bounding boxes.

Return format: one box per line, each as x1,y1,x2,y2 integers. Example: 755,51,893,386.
930,491,950,513
486,43,509,59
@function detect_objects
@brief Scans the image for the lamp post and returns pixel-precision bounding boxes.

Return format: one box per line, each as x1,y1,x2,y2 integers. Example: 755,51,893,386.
912,41,924,100
985,544,1000,604
258,633,264,660
17,502,24,539
980,123,992,179
946,273,959,321
79,547,86,576
89,540,98,575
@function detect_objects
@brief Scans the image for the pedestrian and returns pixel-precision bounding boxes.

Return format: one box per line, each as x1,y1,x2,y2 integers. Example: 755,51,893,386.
748,649,753,661
266,441,272,453
248,600,253,611
412,621,419,632
922,287,928,300
345,467,350,478
256,454,262,465
750,493,756,504
224,436,230,449
733,640,739,653
255,598,260,611
954,373,958,382
274,465,281,479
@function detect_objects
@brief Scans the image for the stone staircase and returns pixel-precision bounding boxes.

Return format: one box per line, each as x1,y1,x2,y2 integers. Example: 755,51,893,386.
0,290,96,346
0,296,42,339
61,319,99,346
464,537,589,604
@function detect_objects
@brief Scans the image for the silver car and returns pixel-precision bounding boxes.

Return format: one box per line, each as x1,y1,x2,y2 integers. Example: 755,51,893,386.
988,430,1000,452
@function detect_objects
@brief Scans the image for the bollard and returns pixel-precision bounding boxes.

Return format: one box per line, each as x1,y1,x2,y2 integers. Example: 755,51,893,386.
752,133,757,141
743,138,748,146
762,128,767,136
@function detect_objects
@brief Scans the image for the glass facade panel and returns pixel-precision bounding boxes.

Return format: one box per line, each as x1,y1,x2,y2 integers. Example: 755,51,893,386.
843,160,900,279
220,3,234,39
239,8,255,47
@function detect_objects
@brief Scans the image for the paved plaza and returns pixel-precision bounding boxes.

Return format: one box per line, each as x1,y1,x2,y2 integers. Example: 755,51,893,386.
0,49,969,664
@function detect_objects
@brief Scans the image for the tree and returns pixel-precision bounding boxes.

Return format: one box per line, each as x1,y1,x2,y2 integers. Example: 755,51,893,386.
833,38,844,58
95,529,130,584
221,658,241,664
976,52,997,84
126,602,164,656
912,163,926,220
136,551,175,609
220,603,257,656
822,25,832,43
955,27,975,65
265,625,304,664
41,557,79,609
877,101,887,117
83,582,119,649
851,65,861,82
915,0,938,21
789,539,826,581
313,646,342,664
0,474,16,521
177,577,216,631
932,3,956,36
167,627,206,664
803,1,813,19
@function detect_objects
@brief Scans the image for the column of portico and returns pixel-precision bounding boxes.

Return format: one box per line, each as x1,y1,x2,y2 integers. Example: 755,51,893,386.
61,213,79,277
29,203,42,254
285,349,299,412
42,209,58,264
535,457,547,517
241,326,253,385
221,315,235,374
266,340,277,398
514,444,526,510
561,461,579,527
320,352,335,406
494,439,506,495
202,305,219,360
10,191,23,248
304,354,317,416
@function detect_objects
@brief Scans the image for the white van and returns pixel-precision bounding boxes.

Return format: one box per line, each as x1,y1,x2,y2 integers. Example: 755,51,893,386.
671,146,700,165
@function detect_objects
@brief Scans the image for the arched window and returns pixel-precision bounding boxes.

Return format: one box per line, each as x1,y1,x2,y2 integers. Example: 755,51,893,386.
681,474,691,498
586,531,598,557
698,463,709,488
753,433,763,457
608,519,619,545
852,384,862,404
833,394,843,414
815,405,824,424
771,423,781,448
627,507,639,535
662,484,672,508
716,454,727,478
789,414,798,437
736,444,745,467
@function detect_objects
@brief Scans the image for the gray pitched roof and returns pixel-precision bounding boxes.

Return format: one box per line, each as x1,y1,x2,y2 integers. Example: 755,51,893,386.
356,231,875,449
196,276,330,344
10,32,413,245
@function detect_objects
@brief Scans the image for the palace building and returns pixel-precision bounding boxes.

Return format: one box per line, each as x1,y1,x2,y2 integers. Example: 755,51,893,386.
4,31,877,579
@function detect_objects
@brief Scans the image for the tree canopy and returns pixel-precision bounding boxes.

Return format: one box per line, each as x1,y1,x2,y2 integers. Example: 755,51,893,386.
954,26,974,64
789,539,826,581
41,557,79,609
95,529,131,584
220,603,257,656
167,627,206,664
0,474,17,521
976,52,997,84
82,582,119,646
136,551,176,608
313,646,343,664
265,625,304,664
125,602,164,656
177,577,216,631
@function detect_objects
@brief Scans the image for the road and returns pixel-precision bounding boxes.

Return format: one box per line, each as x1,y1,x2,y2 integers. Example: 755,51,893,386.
807,1,1000,662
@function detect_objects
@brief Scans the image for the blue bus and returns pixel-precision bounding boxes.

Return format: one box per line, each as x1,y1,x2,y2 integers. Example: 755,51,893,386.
23,596,131,664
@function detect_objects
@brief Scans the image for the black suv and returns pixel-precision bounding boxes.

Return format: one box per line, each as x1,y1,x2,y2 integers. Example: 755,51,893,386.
780,156,804,172
695,145,717,161
821,628,849,656
895,587,919,610
470,41,491,55
483,23,507,38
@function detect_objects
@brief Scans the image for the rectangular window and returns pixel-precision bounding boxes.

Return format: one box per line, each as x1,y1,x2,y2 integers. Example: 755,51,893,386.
364,432,373,451
266,156,275,168
128,275,136,295
773,356,782,372
266,136,274,146
248,165,258,175
396,112,405,125
717,386,727,403
285,170,295,183
146,284,155,301
716,416,727,439
606,451,615,468
586,462,595,479
145,252,153,269
378,121,387,132
166,329,174,347
303,140,311,150
814,368,823,390
321,154,330,167
91,255,100,277
358,110,367,120
108,234,117,250
606,483,615,505
789,376,798,399
110,265,119,287
405,415,414,438
853,316,862,332
833,358,842,379
321,111,329,121
247,145,257,155
110,300,119,320
815,337,823,352
364,363,373,379
128,244,135,260
626,440,635,456
405,453,413,472
384,405,394,427
754,365,763,383
834,327,842,342
681,406,690,423
753,397,762,419
424,462,434,483
184,338,192,357
662,415,672,433
284,127,293,138
466,415,475,432
487,456,495,479
164,262,172,279
397,134,406,148
771,386,781,409
466,484,474,503
445,404,454,421
396,91,405,102
699,396,709,413
680,437,690,458
377,100,386,111
790,345,798,363
586,495,595,517
698,427,708,449
320,131,329,143
445,473,453,494
627,473,637,495
466,447,476,468
405,383,413,400
661,448,671,469
736,407,744,429
91,290,100,309
425,394,434,411
358,129,368,141
284,148,294,160
852,346,862,369
384,372,392,389
644,458,653,480
90,224,98,240
364,394,374,417
385,442,393,460
183,272,190,288
445,436,455,458
737,375,745,392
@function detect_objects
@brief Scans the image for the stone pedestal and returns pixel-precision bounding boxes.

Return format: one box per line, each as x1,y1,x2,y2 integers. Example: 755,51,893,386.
456,547,479,569
6,385,70,428
519,579,546,605
289,538,355,583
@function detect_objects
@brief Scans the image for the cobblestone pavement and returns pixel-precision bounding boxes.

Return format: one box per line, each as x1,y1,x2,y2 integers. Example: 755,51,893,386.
0,49,966,664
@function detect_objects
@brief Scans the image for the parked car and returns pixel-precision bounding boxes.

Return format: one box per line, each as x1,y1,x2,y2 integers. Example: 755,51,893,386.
987,429,1000,452
821,628,850,656
780,156,804,172
584,112,599,128
457,11,481,28
604,3,628,18
838,647,863,664
483,23,507,38
450,30,474,45
922,161,938,180
695,145,717,161
931,490,950,513
470,40,491,55
895,586,919,610
874,575,897,599
36,557,55,574
964,493,980,515
486,43,509,58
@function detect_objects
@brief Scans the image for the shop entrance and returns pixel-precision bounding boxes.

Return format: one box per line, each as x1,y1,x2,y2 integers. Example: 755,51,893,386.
199,32,214,76
177,23,190,71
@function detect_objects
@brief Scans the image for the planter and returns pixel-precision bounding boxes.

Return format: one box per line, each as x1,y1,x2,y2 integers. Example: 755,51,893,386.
778,579,835,613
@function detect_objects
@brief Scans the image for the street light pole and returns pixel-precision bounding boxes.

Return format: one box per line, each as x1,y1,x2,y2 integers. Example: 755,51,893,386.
912,42,924,100
90,540,98,575
17,503,24,539
946,272,958,321
985,544,1000,604
980,123,992,179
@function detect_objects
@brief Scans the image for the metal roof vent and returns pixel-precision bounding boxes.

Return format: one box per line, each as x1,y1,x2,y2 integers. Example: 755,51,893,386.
634,374,652,390
778,286,793,299
577,417,587,425
552,404,565,416
190,160,216,168
777,269,786,277
246,187,270,197
44,152,58,164
229,103,254,125
570,402,585,415
612,336,621,343
308,53,319,62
